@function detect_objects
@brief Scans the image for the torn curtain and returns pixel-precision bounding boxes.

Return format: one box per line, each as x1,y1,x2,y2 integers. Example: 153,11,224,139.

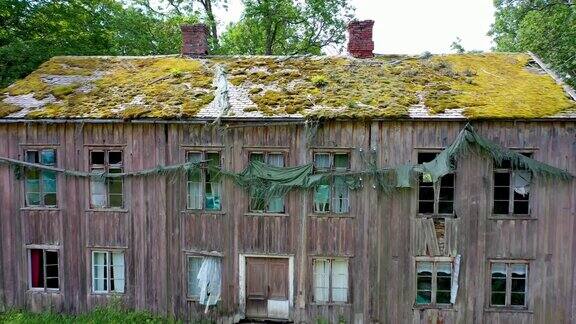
197,257,222,307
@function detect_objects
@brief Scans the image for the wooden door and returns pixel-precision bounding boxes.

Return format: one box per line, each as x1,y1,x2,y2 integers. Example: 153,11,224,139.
246,257,289,319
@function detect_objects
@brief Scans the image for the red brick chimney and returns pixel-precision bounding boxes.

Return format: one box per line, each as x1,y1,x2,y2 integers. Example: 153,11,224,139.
181,24,209,56
347,20,374,58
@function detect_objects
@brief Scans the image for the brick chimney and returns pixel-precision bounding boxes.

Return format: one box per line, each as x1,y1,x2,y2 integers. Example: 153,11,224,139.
347,20,374,58
181,24,209,56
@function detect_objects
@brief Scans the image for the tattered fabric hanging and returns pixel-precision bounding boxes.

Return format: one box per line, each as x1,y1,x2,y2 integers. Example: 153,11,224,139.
513,171,532,196
197,257,222,311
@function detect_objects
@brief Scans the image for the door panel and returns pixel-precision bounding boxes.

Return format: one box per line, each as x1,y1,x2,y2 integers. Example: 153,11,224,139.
245,257,289,319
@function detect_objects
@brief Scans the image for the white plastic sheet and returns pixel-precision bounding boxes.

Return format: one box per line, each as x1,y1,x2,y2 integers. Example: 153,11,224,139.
513,170,532,196
197,257,222,310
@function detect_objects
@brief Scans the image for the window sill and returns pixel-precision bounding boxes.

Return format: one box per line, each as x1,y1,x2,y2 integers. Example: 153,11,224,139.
181,210,226,215
86,208,129,213
484,307,532,313
310,213,353,218
310,302,351,306
244,212,289,217
417,213,457,218
413,304,454,310
90,292,126,296
21,207,60,211
27,289,61,294
489,215,535,221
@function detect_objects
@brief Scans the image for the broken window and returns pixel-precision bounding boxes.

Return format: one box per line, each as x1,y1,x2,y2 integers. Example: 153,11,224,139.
490,261,528,308
313,258,349,303
186,255,222,305
418,152,454,216
493,153,532,215
28,248,59,290
89,150,123,209
92,250,125,293
249,152,286,213
313,152,350,214
415,260,453,306
187,151,222,211
24,149,57,207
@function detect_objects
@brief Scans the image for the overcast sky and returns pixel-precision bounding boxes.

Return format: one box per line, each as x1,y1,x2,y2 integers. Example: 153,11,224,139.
213,0,496,54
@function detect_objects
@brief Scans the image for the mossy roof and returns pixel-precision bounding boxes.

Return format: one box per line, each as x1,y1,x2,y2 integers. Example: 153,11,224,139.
1,53,575,120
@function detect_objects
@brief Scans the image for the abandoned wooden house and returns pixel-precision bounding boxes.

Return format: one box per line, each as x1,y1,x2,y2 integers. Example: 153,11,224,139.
1,20,576,323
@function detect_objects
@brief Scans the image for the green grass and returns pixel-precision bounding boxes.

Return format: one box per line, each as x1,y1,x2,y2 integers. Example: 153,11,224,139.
0,307,191,324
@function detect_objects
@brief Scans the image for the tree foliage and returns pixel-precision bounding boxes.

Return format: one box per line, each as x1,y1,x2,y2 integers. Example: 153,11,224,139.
218,0,355,55
0,0,197,88
490,0,576,87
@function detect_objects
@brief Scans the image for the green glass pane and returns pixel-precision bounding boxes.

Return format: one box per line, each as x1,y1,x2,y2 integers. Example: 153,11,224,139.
267,197,284,213
109,194,123,208
40,149,56,165
314,185,330,203
250,153,264,162
491,278,506,292
437,277,451,291
43,179,57,193
27,193,40,206
511,293,525,306
26,169,40,180
437,291,451,304
314,153,330,169
334,153,349,170
108,180,123,194
417,276,431,290
491,292,505,306
26,180,40,192
416,291,431,304
206,153,220,167
511,278,526,293
43,193,57,206
41,171,57,181
188,169,201,182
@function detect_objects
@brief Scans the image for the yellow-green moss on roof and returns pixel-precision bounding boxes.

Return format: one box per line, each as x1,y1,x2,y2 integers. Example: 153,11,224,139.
1,53,574,120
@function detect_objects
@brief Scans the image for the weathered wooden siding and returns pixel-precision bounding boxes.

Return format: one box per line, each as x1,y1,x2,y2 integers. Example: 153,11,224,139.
0,120,574,324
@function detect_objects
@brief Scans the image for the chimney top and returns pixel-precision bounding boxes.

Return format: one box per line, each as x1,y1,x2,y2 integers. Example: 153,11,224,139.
181,24,209,56
347,20,375,59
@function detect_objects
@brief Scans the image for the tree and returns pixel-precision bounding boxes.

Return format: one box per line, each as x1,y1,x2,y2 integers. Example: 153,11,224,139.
450,37,465,53
490,0,576,86
0,0,195,88
219,0,355,55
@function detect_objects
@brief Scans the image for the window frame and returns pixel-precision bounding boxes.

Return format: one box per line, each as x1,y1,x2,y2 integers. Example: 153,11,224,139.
91,249,126,294
185,149,223,211
416,150,456,217
488,260,529,309
492,152,533,217
311,257,350,304
248,151,288,214
311,150,351,215
22,147,58,208
88,148,125,210
184,253,223,302
414,256,454,308
27,246,60,292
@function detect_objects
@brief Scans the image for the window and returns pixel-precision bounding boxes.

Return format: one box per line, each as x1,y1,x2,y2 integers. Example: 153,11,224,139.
490,261,528,308
187,151,222,211
415,260,452,306
493,153,532,215
313,152,350,214
186,255,222,304
418,152,454,215
89,150,123,209
92,251,125,293
249,152,285,213
28,249,59,290
313,258,349,303
24,149,57,207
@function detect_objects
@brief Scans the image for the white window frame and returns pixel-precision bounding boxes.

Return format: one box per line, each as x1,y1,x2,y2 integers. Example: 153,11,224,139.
417,151,455,217
312,257,349,304
27,247,60,292
89,149,124,209
312,152,351,214
248,151,287,214
91,250,125,294
415,257,454,307
489,260,529,309
186,150,222,211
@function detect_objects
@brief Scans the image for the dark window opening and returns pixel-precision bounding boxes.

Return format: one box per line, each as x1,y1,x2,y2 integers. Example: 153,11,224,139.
418,152,454,216
29,249,59,290
490,262,528,308
90,149,124,209
493,153,532,216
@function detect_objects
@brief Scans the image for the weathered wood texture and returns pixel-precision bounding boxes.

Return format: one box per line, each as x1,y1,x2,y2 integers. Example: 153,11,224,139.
0,120,574,324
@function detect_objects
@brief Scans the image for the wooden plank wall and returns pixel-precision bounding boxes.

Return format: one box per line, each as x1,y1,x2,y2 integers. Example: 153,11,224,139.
0,120,574,324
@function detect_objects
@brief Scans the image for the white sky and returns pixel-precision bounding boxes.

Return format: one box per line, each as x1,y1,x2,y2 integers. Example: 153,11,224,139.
213,0,496,54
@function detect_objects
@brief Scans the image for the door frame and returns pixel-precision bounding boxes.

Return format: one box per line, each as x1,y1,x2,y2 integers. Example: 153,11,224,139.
239,254,294,317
